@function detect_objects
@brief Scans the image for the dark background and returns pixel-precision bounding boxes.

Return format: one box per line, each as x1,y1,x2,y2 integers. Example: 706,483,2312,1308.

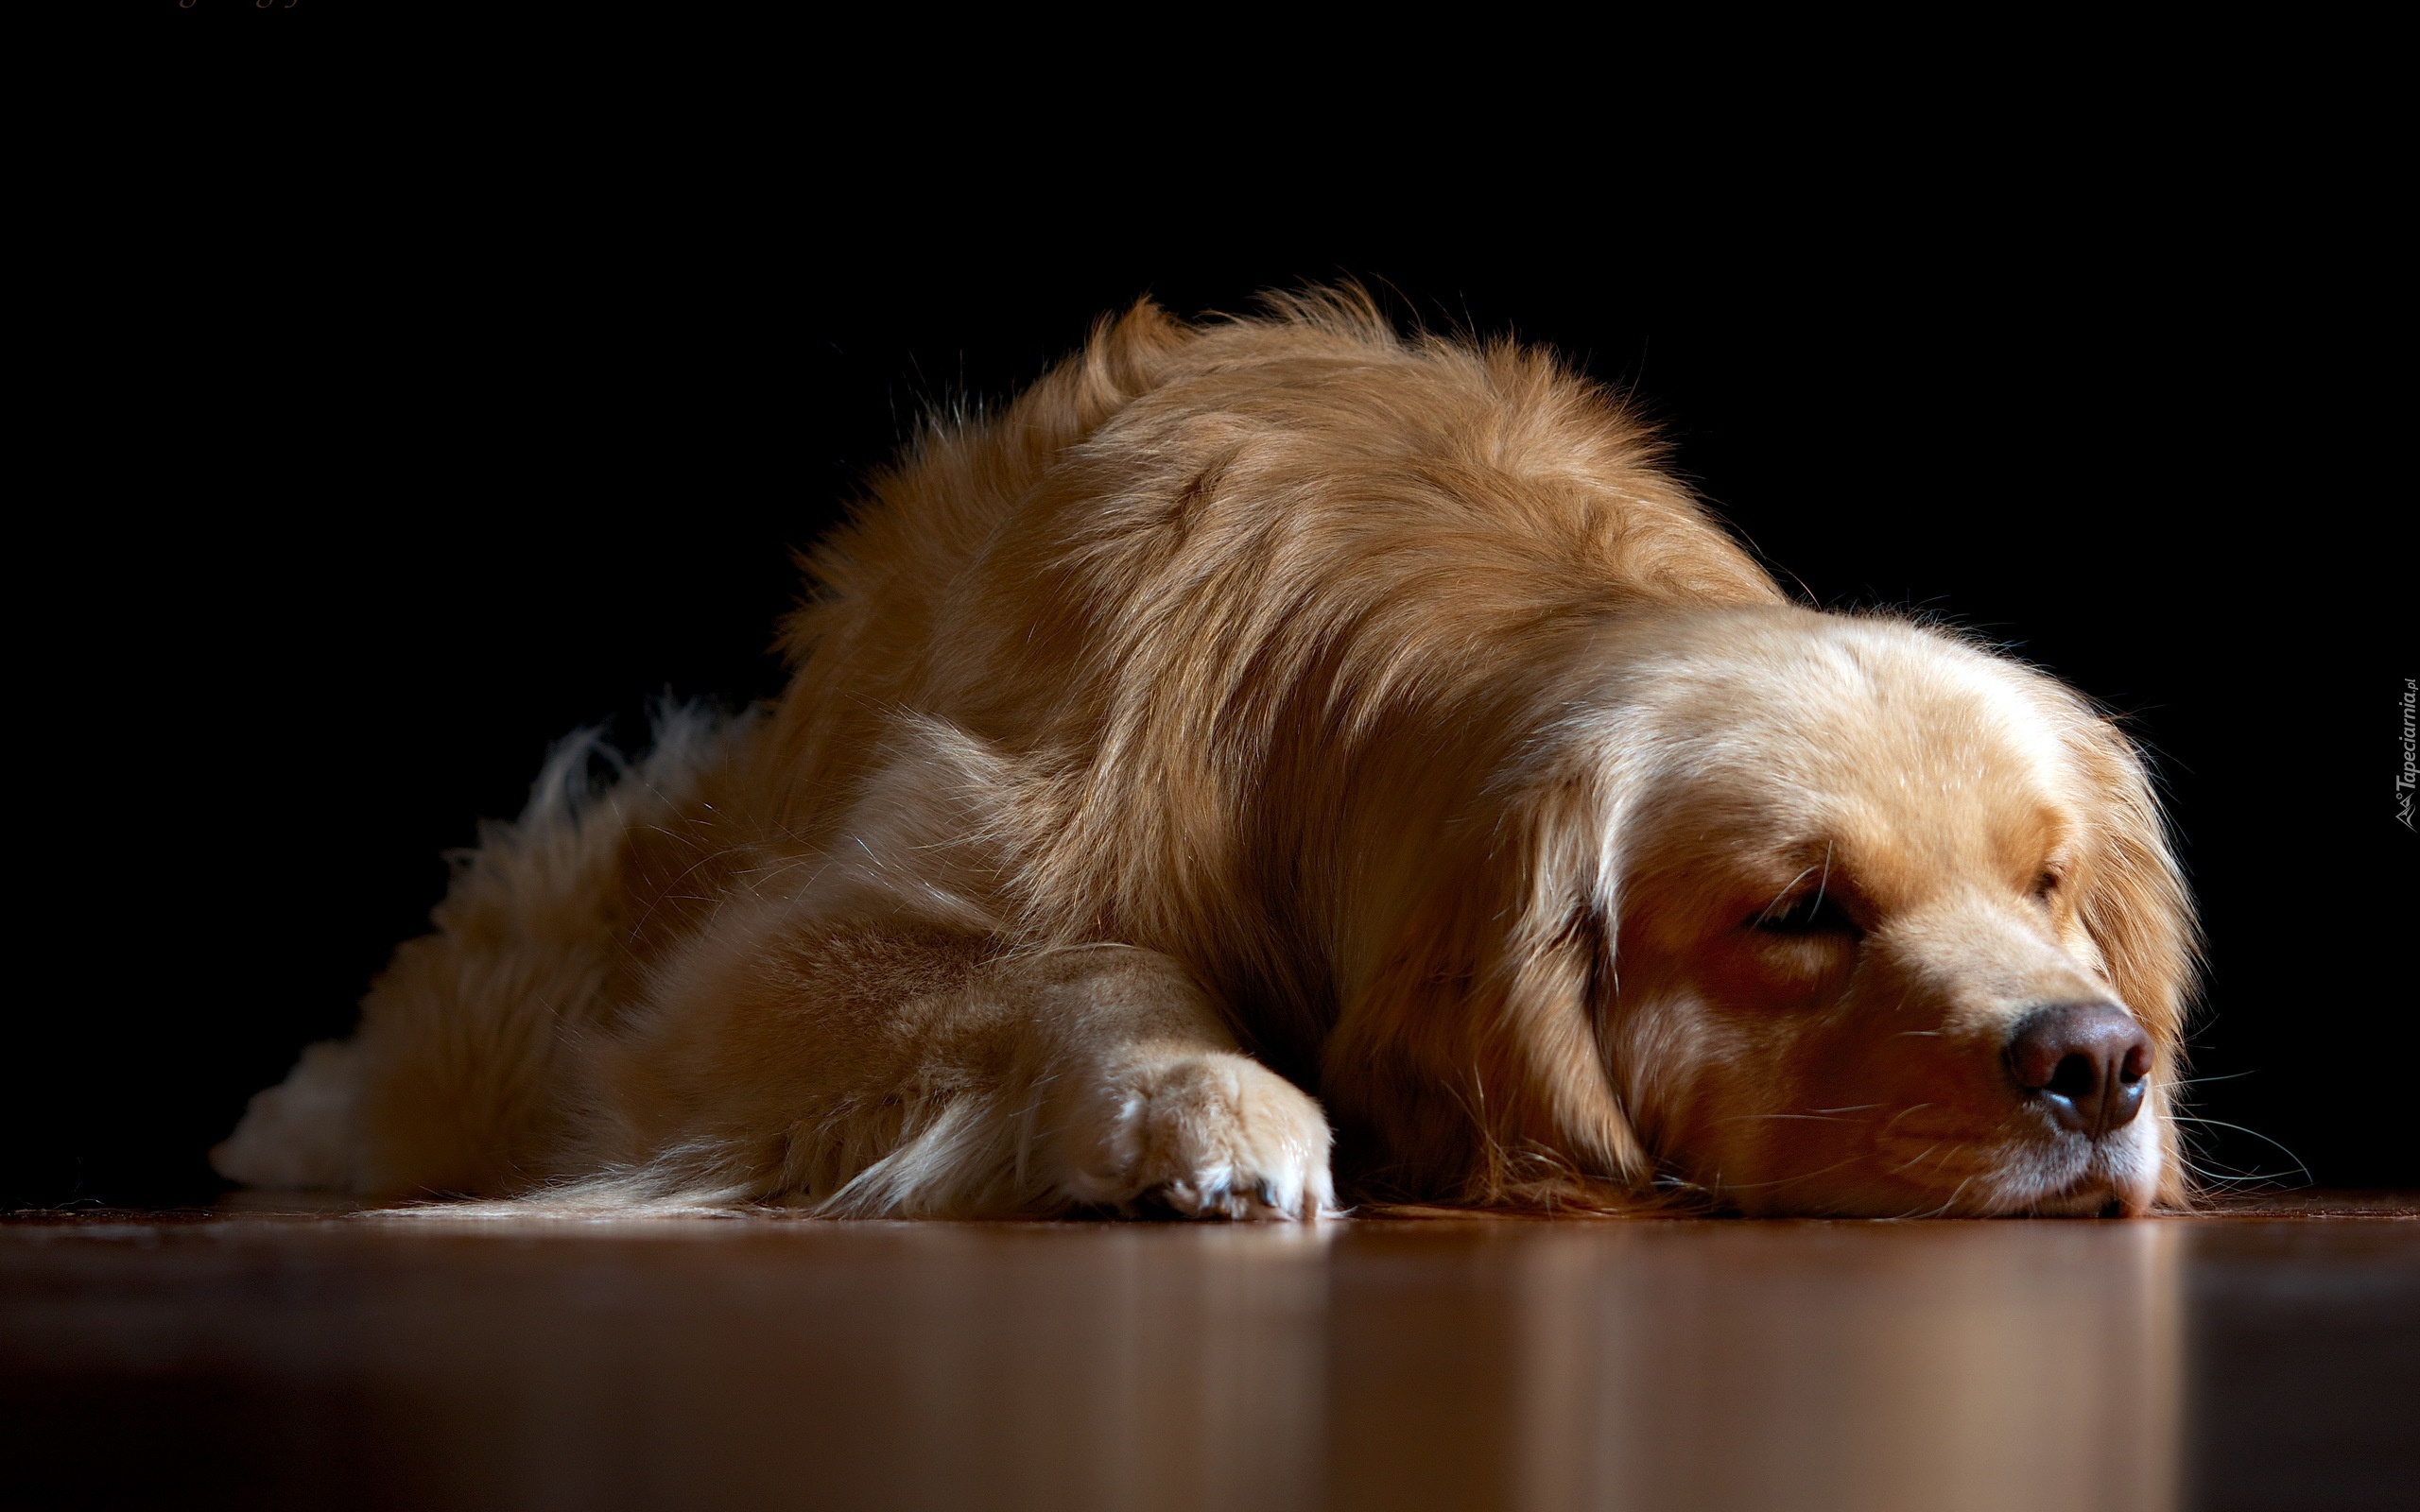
16,180,2409,1205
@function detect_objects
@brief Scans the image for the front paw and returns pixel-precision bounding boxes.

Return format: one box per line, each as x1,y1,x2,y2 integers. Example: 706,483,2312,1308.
1055,1053,1338,1220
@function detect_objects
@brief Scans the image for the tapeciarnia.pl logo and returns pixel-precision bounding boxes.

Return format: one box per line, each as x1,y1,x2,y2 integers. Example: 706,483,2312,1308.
2399,678,2416,831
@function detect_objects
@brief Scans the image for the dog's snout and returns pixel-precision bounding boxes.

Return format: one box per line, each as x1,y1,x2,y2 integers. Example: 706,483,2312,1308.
2004,1002,2152,1138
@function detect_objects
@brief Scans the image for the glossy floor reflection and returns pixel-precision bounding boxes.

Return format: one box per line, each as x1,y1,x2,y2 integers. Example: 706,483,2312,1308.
2,1197,2412,1511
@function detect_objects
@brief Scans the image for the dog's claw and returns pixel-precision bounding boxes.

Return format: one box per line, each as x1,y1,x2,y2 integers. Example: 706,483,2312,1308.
1057,1053,1337,1222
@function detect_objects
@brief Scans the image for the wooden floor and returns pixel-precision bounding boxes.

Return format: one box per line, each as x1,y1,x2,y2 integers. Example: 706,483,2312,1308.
2,1195,2412,1512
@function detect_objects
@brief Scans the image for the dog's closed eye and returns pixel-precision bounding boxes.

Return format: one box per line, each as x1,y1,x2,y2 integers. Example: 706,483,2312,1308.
1751,890,1861,937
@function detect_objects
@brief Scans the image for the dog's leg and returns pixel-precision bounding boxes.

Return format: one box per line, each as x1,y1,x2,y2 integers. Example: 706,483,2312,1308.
587,929,1338,1220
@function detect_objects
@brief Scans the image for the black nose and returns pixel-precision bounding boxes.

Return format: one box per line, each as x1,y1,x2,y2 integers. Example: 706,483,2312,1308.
2004,1002,2153,1138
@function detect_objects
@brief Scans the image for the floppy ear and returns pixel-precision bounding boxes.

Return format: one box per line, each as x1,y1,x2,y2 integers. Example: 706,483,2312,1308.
1322,775,1651,1210
2069,715,2203,1204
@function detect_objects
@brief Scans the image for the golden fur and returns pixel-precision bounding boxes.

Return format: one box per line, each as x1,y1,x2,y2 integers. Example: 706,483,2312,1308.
217,290,2198,1218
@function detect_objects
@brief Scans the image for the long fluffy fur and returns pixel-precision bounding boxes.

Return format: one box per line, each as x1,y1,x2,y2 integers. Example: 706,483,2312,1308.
217,288,2198,1218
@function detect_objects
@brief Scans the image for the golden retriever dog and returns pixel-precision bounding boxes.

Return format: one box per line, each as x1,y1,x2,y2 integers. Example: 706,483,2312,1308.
216,289,2197,1219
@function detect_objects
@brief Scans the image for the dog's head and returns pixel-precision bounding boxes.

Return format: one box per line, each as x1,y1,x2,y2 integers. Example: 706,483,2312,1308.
1331,605,2197,1216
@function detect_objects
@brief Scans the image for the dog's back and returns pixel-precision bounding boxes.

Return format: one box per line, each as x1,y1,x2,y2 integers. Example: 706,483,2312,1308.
753,292,1775,1064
